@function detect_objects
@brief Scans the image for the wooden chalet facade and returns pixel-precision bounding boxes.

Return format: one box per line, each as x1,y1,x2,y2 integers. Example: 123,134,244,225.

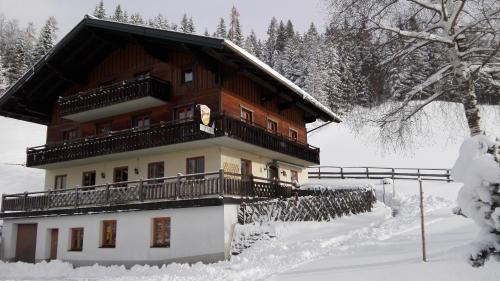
0,16,340,266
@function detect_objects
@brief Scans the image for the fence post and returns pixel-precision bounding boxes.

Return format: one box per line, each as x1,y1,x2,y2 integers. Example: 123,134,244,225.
391,168,395,180
419,178,427,262
366,167,369,179
138,178,144,202
219,168,225,197
318,166,321,179
1,194,4,212
446,169,451,182
340,167,344,179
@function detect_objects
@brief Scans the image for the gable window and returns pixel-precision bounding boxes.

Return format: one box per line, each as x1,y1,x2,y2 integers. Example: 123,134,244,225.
186,156,205,178
182,68,194,84
62,128,79,141
152,217,171,248
101,220,116,248
148,162,165,179
175,105,194,122
54,175,67,190
82,171,96,187
114,167,128,183
133,115,150,129
241,107,253,124
289,128,298,142
267,118,278,134
96,122,112,135
69,228,84,251
291,170,299,183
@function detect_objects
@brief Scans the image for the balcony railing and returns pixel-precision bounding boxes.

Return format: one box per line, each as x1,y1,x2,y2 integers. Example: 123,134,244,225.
26,115,320,167
0,170,293,214
58,76,170,117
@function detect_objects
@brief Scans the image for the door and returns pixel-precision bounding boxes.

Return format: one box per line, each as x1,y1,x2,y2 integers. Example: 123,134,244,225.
15,224,38,263
50,229,58,260
268,165,278,180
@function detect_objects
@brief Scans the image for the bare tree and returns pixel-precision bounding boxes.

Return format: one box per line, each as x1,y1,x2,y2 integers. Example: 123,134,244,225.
327,0,499,137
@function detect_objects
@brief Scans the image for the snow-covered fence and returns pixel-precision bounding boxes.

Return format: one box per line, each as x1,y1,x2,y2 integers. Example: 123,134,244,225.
238,188,376,224
309,166,452,182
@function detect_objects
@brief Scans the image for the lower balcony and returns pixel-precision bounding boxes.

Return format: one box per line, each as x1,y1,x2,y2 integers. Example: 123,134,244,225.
26,115,320,167
0,171,293,218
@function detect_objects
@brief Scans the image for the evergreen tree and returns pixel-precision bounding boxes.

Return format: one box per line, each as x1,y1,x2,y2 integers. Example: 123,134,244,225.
285,20,295,40
204,28,210,37
243,30,262,59
148,13,169,30
112,5,126,22
180,14,195,33
130,13,144,25
93,0,106,19
227,6,243,45
33,17,57,63
276,20,287,52
0,54,7,95
264,17,278,67
214,18,227,38
188,17,196,33
278,32,304,87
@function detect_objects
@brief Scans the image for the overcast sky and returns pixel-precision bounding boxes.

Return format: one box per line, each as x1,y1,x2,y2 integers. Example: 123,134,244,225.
1,0,329,39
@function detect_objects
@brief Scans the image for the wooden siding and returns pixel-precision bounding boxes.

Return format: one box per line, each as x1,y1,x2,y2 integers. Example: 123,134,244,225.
221,75,307,144
47,43,220,143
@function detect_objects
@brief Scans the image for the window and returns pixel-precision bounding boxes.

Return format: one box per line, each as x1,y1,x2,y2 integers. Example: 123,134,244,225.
291,170,299,183
101,220,116,248
148,162,164,179
152,217,171,248
133,115,150,129
69,228,84,251
82,171,96,187
240,107,253,124
114,167,128,183
186,156,205,178
267,118,278,134
62,129,79,141
182,68,194,83
175,105,194,122
241,159,252,176
289,129,298,142
96,122,112,135
54,175,67,190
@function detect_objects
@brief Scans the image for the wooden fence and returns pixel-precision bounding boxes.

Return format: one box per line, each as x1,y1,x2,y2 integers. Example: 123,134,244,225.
308,166,452,182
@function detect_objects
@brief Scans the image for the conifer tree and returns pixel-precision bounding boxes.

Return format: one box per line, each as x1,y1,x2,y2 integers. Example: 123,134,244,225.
214,18,227,38
264,17,278,67
33,17,57,63
93,0,106,19
112,5,125,22
149,14,169,30
243,30,262,59
203,28,210,37
130,13,144,25
276,20,287,52
227,6,243,45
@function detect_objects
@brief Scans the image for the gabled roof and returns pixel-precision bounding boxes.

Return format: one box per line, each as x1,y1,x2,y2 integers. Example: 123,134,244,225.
0,15,342,124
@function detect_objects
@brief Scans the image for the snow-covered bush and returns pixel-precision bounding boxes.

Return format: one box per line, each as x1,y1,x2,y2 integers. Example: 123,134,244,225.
452,135,500,266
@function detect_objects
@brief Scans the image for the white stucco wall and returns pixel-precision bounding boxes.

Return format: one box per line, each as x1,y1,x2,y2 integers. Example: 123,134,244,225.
2,206,226,266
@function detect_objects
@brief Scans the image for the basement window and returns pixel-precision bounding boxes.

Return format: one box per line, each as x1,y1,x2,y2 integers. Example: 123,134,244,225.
151,217,171,248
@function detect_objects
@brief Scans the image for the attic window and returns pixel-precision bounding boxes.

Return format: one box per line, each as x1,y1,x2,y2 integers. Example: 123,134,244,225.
182,68,194,84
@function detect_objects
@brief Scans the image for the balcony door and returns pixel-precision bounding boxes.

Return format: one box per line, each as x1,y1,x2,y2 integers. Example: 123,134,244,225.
114,167,128,183
186,156,204,179
133,115,150,129
175,106,194,122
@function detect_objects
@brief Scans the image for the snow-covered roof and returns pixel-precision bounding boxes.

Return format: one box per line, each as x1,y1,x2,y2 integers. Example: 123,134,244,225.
0,16,342,124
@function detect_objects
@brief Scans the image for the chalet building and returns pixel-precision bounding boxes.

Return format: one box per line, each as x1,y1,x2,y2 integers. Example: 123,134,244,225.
0,16,341,266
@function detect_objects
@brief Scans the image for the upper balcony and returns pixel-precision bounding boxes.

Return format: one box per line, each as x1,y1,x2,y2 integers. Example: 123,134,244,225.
26,115,320,167
59,75,170,122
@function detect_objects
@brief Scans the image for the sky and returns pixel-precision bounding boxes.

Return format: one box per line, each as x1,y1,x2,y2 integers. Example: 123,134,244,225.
0,0,329,39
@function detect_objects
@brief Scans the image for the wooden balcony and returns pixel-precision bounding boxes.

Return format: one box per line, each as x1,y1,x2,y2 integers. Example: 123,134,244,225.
26,115,320,167
58,76,170,122
0,171,293,217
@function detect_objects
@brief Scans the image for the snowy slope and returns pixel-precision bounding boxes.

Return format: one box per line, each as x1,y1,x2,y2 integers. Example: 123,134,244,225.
309,101,500,168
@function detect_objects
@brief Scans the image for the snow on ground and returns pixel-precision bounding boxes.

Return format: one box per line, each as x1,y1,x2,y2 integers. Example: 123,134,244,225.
1,180,499,281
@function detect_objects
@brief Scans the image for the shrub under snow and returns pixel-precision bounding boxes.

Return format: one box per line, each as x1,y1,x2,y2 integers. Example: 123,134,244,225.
452,135,500,266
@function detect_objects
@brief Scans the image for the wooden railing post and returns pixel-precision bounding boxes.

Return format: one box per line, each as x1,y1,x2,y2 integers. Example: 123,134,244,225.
318,166,321,179
1,194,4,212
23,192,28,211
74,186,79,208
219,168,225,197
340,167,344,179
138,178,144,202
176,173,181,199
105,183,110,204
366,167,369,179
